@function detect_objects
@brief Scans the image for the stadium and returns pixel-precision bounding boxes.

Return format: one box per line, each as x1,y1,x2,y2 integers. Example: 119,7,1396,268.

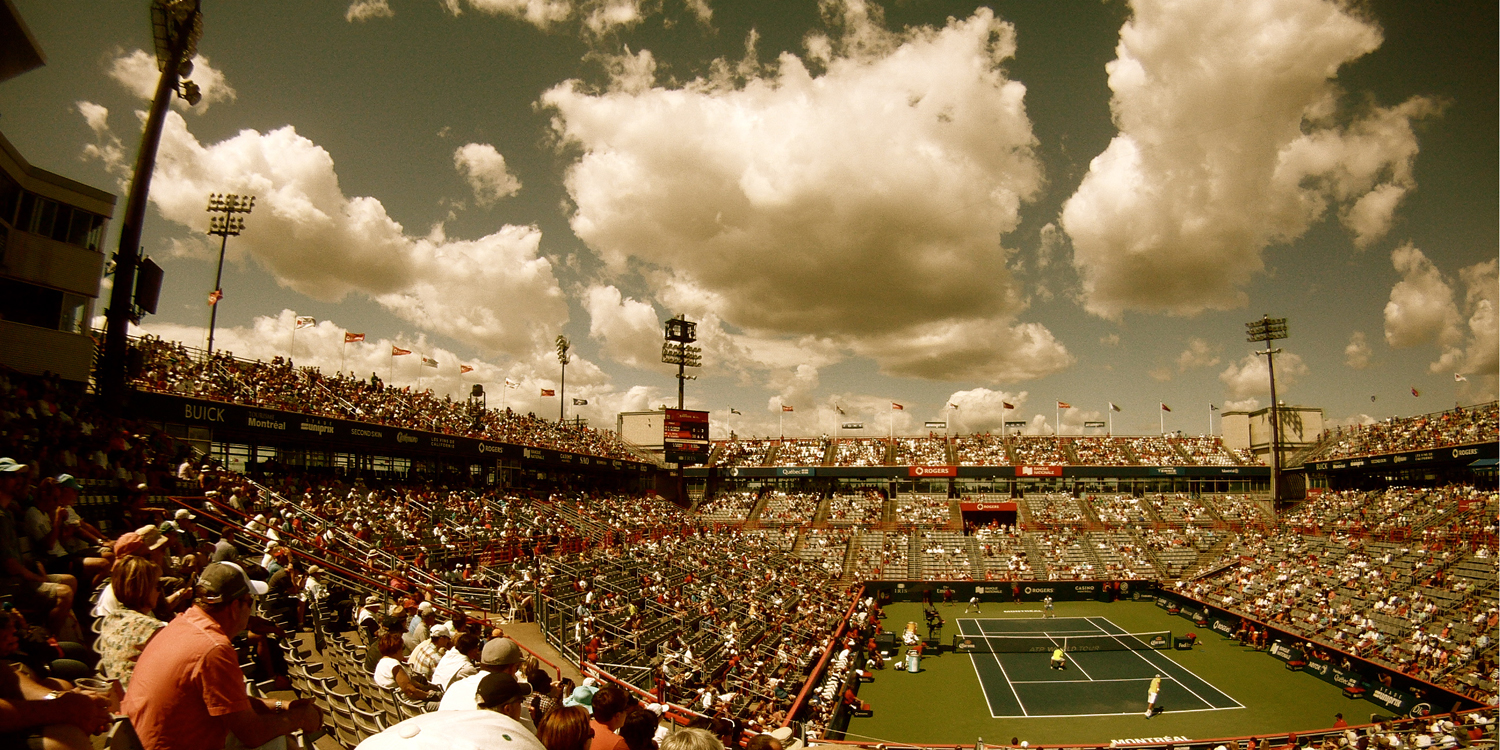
0,2,1496,750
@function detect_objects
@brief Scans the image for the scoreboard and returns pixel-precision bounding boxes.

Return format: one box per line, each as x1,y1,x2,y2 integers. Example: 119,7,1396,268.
663,408,710,465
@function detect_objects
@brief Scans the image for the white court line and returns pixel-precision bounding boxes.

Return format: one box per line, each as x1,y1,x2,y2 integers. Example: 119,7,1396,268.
1084,617,1244,710
1011,677,1152,684
960,618,1028,719
991,706,1243,719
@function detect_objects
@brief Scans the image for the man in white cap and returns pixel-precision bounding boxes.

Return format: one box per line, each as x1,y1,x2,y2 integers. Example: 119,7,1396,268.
124,561,321,750
409,624,453,680
406,600,437,651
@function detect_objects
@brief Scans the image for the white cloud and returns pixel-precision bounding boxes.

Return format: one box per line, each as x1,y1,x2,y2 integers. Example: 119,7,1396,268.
453,0,647,33
453,143,522,205
1383,243,1461,349
583,285,661,367
1100,333,1120,346
545,2,1069,382
107,50,237,113
943,388,1027,434
1224,397,1261,412
1344,331,1371,369
1175,337,1220,372
1219,351,1307,400
82,110,567,358
346,0,395,22
1061,0,1437,319
1433,259,1498,398
77,102,126,175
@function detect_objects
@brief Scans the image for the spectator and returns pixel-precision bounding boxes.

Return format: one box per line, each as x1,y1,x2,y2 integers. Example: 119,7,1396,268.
373,630,440,708
123,561,321,750
431,632,482,690
0,610,111,750
538,705,594,750
95,555,166,690
439,637,538,732
660,728,725,750
0,458,77,639
589,684,631,750
409,624,452,680
618,706,661,750
356,672,544,750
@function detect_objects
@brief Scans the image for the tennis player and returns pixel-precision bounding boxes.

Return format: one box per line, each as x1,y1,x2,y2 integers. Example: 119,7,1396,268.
1049,647,1066,670
1043,595,1054,618
965,595,981,614
1145,674,1161,717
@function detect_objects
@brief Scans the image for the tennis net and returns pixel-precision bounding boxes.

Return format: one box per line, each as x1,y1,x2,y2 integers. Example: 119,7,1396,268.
951,630,1171,654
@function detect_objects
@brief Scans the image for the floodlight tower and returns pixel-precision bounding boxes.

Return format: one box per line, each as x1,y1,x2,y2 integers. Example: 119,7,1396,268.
556,335,570,423
100,0,205,410
204,193,254,357
1246,315,1289,504
661,315,701,409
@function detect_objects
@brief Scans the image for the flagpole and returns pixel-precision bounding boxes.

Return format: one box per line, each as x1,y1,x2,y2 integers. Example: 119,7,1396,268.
1107,404,1113,437
1207,404,1212,436
290,315,296,360
341,339,347,376
779,399,784,440
388,348,394,383
1159,404,1164,435
1055,403,1059,436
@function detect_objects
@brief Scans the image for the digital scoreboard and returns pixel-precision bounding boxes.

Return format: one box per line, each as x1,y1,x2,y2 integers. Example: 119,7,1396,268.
663,408,710,465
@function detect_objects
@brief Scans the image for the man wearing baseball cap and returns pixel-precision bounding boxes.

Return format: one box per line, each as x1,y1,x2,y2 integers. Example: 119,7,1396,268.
438,637,540,733
124,561,321,750
356,672,543,750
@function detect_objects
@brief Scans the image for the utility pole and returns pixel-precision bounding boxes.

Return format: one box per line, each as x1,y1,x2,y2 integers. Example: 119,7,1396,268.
1246,315,1288,505
204,193,254,356
556,336,570,423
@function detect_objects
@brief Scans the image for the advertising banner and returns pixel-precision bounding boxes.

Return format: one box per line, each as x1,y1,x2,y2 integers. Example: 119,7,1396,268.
908,466,957,477
1017,465,1063,477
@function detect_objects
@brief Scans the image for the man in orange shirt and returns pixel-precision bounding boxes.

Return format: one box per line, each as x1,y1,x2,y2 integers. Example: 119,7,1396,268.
589,685,631,750
124,561,321,750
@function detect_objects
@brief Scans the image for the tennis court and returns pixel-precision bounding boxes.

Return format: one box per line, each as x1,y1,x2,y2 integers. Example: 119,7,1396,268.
957,616,1243,718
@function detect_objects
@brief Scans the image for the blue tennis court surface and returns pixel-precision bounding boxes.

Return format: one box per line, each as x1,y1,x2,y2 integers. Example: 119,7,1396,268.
958,616,1243,718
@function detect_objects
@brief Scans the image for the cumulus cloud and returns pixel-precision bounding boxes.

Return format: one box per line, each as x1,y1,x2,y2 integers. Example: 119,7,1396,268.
583,285,661,367
1175,337,1220,372
1344,331,1371,369
1061,0,1438,319
1383,243,1461,349
546,2,1069,381
81,110,567,358
346,0,395,21
942,388,1027,434
1219,351,1307,400
450,0,662,33
453,143,522,205
77,102,127,175
107,49,237,113
1432,259,1498,398
1224,397,1261,412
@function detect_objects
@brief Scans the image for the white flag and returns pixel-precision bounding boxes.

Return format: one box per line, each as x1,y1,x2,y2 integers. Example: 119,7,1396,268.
294,316,316,329
504,378,519,389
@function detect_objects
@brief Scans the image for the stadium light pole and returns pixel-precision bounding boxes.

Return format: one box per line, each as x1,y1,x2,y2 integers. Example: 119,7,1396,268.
204,193,254,357
661,315,701,409
100,0,205,411
556,335,570,423
1246,315,1288,505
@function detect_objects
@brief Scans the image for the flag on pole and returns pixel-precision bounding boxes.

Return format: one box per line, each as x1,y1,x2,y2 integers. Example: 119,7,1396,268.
836,405,846,415
295,316,317,329
1210,404,1219,411
460,365,474,374
421,356,438,368
1002,402,1015,410
730,408,741,415
1057,401,1072,409
392,346,411,356
1411,387,1420,397
782,405,795,412
891,402,904,410
541,388,555,397
1454,373,1467,382
504,378,519,389
947,403,959,410
1160,403,1171,412
572,398,588,405
344,332,365,343
208,289,223,306
1109,402,1121,412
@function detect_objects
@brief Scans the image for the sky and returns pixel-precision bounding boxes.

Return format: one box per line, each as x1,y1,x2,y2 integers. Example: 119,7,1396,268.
1,0,1495,440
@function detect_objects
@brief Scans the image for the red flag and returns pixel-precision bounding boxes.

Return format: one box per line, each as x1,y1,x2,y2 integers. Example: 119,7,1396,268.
207,289,223,306
1411,387,1420,397
541,388,555,397
782,405,794,412
344,332,365,343
1002,402,1015,410
1057,401,1072,409
460,365,474,374
1161,403,1171,412
392,346,412,356
891,402,904,410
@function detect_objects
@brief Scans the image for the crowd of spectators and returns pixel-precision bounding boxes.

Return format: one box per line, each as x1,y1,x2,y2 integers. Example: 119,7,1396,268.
894,494,953,527
892,437,949,466
850,532,908,580
1177,436,1238,466
824,491,884,526
695,492,758,524
954,434,1011,466
770,439,826,468
1302,402,1498,462
832,439,885,467
709,439,775,468
972,523,1033,579
1127,436,1182,466
131,336,644,461
1010,437,1068,466
758,491,821,525
1067,437,1131,466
